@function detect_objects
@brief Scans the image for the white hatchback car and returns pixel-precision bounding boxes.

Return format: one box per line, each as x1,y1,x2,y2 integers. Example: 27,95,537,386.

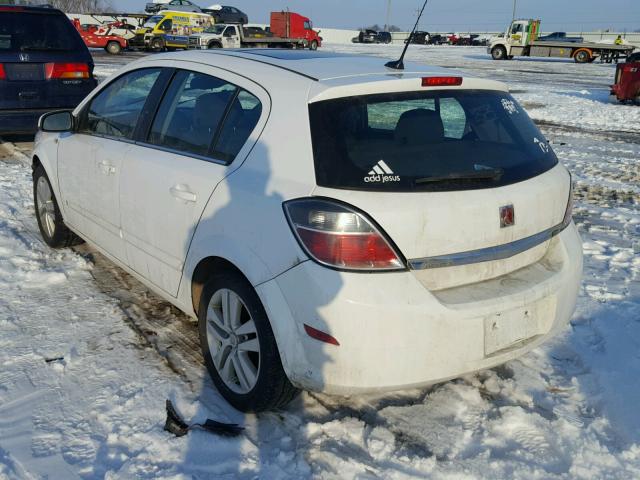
32,50,582,412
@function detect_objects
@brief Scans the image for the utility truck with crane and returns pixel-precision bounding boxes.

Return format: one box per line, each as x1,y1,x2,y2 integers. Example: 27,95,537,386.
489,19,635,63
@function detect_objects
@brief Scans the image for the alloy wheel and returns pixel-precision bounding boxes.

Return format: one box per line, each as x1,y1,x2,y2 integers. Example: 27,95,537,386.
36,176,56,238
206,289,260,394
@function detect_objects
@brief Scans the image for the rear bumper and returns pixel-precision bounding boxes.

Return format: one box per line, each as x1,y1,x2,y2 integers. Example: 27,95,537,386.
258,223,583,395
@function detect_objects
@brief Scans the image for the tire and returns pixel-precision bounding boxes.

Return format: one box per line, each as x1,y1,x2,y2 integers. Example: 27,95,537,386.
309,40,318,51
105,41,122,55
207,41,221,49
33,165,82,249
198,272,299,412
574,49,591,63
491,45,507,60
151,38,164,52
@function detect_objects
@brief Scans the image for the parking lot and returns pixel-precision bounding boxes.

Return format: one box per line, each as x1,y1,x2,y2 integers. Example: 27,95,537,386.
1,45,639,478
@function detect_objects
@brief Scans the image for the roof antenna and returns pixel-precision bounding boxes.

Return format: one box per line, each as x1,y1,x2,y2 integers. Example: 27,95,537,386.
385,0,429,70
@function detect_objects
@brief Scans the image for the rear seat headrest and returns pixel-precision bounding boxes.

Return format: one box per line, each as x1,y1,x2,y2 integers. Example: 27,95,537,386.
395,108,444,145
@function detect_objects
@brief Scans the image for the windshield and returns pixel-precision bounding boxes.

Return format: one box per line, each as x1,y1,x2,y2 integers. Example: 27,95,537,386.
144,15,164,28
0,12,84,52
204,25,226,34
309,90,558,192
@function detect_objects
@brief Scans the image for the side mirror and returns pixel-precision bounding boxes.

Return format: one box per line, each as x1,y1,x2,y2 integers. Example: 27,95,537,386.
39,110,74,132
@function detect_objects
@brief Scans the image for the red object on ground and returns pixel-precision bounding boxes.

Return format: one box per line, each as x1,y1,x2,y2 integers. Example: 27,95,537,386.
611,62,640,103
270,11,322,48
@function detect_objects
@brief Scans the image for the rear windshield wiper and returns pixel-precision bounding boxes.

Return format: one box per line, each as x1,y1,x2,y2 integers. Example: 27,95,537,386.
414,168,504,185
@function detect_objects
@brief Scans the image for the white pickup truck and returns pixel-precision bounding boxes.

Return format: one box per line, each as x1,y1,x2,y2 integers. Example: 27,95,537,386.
189,24,313,50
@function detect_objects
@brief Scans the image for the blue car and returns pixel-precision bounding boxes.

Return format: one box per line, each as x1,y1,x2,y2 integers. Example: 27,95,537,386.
0,5,97,135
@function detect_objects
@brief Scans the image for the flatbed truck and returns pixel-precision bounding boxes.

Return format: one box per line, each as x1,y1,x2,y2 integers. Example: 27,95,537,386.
489,20,635,63
188,11,322,50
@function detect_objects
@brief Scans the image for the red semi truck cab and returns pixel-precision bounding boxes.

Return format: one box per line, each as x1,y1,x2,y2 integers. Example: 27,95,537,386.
270,11,322,49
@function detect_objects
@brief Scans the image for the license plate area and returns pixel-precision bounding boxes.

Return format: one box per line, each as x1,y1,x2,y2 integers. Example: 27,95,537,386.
484,297,556,357
5,63,44,81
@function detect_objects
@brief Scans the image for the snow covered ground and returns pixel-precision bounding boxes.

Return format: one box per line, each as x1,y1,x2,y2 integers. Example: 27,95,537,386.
0,46,639,479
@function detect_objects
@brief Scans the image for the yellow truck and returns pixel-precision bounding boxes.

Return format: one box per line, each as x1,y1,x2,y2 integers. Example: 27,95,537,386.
130,11,213,51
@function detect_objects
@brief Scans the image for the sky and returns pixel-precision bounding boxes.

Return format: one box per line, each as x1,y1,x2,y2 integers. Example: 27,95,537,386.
111,0,640,32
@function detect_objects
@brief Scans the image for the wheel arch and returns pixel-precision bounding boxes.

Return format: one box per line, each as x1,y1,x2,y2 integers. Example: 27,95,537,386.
32,154,42,172
190,255,251,314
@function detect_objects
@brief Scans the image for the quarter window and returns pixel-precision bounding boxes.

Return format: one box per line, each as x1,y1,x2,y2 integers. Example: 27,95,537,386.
214,90,262,162
80,68,161,139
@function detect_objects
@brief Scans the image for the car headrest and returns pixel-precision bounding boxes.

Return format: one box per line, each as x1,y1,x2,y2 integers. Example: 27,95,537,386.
193,92,229,129
190,75,227,91
394,108,444,146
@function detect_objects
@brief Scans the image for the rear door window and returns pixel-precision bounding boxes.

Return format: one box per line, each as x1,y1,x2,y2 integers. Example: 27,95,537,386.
80,68,162,140
148,70,262,162
147,71,237,158
309,90,558,191
0,11,84,52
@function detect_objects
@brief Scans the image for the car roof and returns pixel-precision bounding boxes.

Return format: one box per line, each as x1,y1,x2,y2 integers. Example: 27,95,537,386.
186,49,457,82
136,49,507,102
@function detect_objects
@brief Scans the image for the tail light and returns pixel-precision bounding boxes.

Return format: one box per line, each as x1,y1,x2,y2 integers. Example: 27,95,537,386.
284,198,405,271
0,64,6,80
45,63,90,80
562,177,574,228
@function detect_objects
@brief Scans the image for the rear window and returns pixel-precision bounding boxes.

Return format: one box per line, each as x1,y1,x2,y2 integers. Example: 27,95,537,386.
309,90,558,191
0,12,83,52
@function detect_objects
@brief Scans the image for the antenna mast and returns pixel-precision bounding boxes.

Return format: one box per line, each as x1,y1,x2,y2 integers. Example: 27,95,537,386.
385,0,429,70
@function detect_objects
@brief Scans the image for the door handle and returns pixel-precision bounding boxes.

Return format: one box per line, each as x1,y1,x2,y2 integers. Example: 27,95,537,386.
98,160,116,175
170,185,197,203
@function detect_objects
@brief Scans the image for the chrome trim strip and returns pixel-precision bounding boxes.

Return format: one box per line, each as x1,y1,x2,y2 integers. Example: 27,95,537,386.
408,221,570,270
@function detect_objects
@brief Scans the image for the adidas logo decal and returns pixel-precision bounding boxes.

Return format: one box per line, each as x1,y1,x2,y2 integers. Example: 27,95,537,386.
368,160,394,176
364,160,401,184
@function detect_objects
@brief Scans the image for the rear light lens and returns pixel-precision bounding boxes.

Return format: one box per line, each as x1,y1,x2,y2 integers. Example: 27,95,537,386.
304,324,340,346
562,176,574,228
422,76,463,87
284,198,405,271
0,64,5,80
45,63,90,80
